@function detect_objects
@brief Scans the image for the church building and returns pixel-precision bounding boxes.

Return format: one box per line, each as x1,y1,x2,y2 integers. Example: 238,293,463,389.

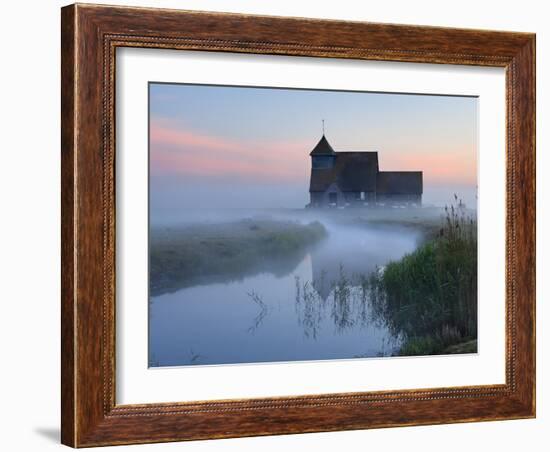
308,134,423,208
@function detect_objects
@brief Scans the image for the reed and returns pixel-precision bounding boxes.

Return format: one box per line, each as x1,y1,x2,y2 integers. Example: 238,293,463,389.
370,195,477,355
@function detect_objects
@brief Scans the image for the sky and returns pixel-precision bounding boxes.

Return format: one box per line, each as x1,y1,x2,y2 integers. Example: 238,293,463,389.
149,82,478,214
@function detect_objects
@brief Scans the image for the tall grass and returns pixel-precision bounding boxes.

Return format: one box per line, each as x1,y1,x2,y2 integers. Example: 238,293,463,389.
370,196,477,355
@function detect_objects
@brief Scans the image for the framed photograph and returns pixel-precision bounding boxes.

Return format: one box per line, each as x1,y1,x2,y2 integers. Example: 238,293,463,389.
61,3,535,447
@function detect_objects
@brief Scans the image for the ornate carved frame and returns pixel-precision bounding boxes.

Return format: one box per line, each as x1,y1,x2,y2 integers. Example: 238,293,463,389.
61,3,535,447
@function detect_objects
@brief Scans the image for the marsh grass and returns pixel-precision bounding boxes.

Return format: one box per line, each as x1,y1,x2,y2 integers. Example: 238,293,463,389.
294,265,396,345
370,196,477,355
246,291,269,334
150,219,327,296
294,276,327,339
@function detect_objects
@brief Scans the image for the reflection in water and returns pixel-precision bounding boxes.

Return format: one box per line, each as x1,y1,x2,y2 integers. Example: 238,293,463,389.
294,267,382,340
246,291,269,335
149,222,420,367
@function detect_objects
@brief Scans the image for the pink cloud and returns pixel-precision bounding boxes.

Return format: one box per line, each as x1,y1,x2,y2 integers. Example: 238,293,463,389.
150,119,310,182
380,149,476,185
150,120,476,187
151,122,244,154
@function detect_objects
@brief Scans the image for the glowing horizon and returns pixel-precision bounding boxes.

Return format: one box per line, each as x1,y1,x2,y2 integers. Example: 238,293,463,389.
150,83,478,209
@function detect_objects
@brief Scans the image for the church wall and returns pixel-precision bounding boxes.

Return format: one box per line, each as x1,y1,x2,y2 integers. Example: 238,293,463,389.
376,193,422,206
310,190,384,208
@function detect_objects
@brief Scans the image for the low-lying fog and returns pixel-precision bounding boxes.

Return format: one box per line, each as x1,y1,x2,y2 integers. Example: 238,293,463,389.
148,206,457,367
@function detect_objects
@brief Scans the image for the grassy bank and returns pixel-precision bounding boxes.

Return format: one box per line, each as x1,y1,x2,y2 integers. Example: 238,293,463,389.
150,219,327,296
348,206,445,240
370,199,477,356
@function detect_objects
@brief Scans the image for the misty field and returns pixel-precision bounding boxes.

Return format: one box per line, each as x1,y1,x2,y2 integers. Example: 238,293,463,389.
150,219,327,296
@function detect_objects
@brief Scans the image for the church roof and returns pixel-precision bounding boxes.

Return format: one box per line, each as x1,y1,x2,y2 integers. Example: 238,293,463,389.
309,152,379,192
309,135,336,156
376,171,423,194
308,134,423,195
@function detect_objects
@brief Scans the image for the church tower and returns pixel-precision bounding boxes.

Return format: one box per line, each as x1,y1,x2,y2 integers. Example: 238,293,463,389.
308,132,337,207
309,134,336,169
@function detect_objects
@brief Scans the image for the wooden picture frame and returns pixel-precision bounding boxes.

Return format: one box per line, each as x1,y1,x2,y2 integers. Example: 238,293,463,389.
61,3,535,447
